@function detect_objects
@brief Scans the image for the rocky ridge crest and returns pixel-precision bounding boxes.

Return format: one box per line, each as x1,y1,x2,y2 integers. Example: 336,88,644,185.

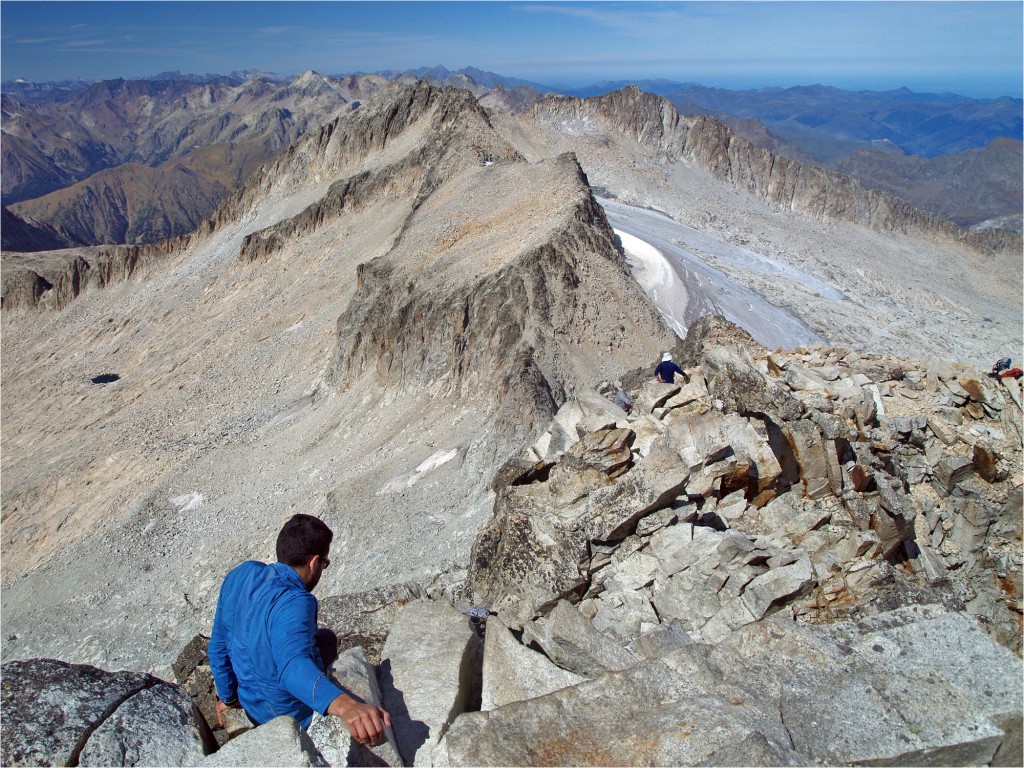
1,83,519,312
528,86,1021,254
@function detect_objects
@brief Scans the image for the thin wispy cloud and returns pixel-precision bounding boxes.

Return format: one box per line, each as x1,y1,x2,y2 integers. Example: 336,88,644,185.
1,1,1019,98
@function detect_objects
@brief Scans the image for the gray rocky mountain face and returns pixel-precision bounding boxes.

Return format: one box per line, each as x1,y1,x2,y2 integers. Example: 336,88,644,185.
1,80,1021,766
5,316,1020,767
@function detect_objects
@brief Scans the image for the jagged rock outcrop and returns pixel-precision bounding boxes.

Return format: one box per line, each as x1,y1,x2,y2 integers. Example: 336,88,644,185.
307,88,674,432
529,86,1022,254
468,316,1023,653
1,236,192,311
237,82,523,263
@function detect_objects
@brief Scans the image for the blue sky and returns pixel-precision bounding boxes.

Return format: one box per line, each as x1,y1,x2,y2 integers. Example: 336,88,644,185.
2,1,1021,98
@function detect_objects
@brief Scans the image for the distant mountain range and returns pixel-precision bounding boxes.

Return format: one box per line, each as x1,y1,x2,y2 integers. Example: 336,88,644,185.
559,79,1022,159
2,67,1020,251
2,72,388,246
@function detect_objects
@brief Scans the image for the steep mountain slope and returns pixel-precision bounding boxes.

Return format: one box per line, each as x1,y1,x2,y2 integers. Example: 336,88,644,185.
825,137,1024,230
487,86,1021,367
0,206,68,252
9,160,230,245
0,82,673,672
1,93,117,202
1,73,389,246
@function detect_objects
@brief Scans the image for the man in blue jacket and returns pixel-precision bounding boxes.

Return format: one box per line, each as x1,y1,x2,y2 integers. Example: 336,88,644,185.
209,514,390,747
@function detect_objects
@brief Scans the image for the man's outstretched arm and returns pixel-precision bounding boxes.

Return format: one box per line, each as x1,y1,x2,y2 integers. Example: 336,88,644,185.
272,595,391,743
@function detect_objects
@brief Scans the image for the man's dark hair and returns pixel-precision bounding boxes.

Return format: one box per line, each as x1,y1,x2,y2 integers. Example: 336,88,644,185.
276,514,333,566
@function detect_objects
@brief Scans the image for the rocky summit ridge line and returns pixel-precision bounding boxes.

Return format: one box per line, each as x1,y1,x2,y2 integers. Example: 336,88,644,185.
1,81,1021,766
0,81,671,665
524,86,1020,255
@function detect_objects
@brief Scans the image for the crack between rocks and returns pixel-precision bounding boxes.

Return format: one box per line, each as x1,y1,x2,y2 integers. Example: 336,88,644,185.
777,692,797,751
67,678,161,767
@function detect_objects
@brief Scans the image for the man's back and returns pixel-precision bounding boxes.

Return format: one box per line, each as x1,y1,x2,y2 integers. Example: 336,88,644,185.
209,560,337,727
655,359,685,384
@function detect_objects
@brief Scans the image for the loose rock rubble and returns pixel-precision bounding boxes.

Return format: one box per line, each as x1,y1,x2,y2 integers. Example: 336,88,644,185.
469,315,1023,655
3,316,1020,767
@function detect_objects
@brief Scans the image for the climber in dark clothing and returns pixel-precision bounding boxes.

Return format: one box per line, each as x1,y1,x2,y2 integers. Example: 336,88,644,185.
654,352,686,384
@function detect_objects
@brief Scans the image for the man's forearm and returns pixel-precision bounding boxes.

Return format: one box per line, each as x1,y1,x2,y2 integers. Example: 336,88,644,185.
279,655,346,714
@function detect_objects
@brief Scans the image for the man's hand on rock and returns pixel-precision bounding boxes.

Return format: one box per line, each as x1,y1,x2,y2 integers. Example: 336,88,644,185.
215,698,241,728
327,693,391,748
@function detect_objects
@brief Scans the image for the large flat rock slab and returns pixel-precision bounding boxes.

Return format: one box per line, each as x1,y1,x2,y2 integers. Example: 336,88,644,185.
437,604,1023,766
379,600,480,766
202,716,326,767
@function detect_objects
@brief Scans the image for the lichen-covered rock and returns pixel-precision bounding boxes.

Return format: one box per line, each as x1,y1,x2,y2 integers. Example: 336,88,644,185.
1,658,207,767
79,683,209,766
317,581,427,665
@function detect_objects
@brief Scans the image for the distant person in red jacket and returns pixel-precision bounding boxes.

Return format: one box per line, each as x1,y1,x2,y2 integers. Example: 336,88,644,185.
654,352,686,384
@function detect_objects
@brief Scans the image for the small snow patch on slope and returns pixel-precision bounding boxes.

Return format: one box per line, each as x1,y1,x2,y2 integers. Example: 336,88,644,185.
379,448,463,495
170,492,204,513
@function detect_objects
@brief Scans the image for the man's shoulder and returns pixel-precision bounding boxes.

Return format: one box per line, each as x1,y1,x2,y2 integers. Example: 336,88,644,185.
223,560,269,587
229,560,269,576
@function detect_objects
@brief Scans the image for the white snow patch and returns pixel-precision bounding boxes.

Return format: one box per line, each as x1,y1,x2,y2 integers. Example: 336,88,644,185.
415,448,461,474
615,229,689,338
379,448,462,495
170,492,204,513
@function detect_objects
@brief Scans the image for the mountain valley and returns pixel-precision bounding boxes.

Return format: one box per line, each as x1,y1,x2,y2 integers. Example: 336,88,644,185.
3,70,1021,252
1,74,1022,766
